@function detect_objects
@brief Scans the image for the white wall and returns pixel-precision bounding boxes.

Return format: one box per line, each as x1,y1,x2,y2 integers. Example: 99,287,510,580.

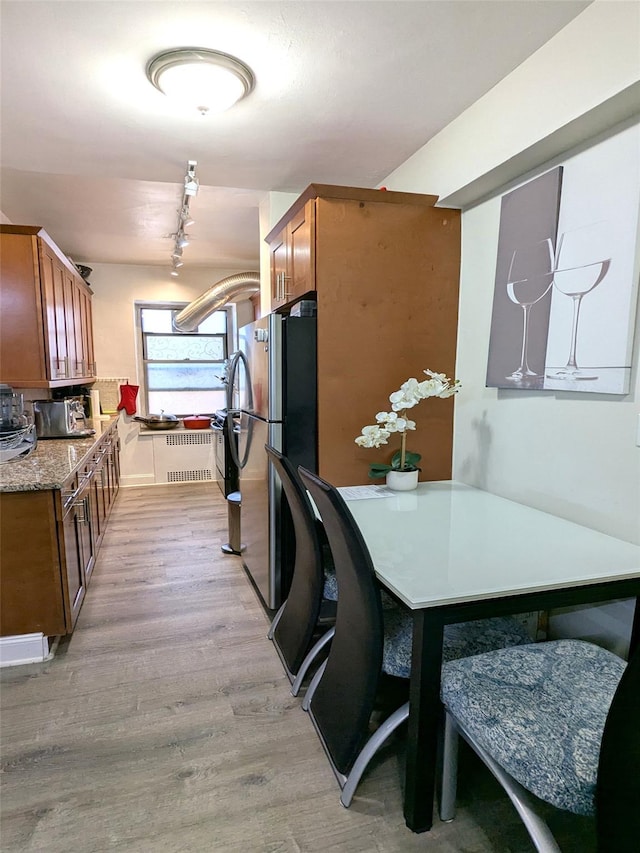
383,0,640,655
89,262,256,486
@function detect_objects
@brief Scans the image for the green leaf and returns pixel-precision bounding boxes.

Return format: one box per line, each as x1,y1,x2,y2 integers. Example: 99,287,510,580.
390,450,422,471
368,463,393,479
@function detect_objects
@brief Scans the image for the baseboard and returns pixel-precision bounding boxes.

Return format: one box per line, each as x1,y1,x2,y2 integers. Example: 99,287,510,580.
0,633,54,667
119,473,156,488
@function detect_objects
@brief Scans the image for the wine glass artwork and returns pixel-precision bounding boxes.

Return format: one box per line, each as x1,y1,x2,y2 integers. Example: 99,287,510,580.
505,238,555,383
547,223,611,381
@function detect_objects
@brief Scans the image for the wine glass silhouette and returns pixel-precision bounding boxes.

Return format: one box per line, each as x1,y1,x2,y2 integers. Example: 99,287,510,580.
505,238,555,382
547,223,611,380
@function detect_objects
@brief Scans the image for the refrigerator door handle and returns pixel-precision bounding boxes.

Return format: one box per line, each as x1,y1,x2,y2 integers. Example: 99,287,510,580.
227,410,253,470
227,349,254,413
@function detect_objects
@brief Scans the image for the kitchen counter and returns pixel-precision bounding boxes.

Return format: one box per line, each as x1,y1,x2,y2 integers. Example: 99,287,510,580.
0,416,119,493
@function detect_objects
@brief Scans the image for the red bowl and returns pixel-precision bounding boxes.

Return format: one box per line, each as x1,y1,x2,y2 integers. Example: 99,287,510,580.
183,415,211,430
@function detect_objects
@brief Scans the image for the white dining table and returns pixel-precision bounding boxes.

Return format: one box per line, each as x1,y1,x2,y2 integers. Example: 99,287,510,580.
340,480,640,833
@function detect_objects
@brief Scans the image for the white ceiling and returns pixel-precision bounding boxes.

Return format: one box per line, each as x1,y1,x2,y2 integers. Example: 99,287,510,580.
0,0,591,270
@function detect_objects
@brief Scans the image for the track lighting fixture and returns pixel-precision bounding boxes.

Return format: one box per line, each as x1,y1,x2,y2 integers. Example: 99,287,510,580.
168,160,198,275
179,207,195,227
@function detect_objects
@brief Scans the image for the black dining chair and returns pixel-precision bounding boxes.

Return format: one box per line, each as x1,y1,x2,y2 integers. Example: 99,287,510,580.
265,445,338,694
439,639,640,853
297,466,533,808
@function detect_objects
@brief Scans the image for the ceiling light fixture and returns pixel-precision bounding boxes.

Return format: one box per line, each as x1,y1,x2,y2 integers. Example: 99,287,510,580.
146,47,255,116
168,160,199,277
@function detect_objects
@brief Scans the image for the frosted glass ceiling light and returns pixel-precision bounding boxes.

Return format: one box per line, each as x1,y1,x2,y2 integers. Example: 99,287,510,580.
146,48,255,115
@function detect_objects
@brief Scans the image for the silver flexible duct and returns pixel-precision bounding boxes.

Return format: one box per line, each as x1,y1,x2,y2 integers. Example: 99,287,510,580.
172,271,261,332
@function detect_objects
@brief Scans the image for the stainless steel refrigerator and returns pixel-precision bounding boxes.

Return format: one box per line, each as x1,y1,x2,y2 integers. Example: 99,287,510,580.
227,312,317,609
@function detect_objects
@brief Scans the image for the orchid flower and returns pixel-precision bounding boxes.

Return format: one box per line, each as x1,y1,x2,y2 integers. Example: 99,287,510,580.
355,369,460,478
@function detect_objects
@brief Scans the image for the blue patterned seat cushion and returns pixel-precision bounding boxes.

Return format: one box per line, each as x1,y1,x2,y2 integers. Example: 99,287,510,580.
320,540,339,601
441,639,626,816
322,564,398,607
381,609,532,680
322,565,338,601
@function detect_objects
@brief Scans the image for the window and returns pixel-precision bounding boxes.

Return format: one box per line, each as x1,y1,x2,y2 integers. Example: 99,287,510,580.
137,303,231,416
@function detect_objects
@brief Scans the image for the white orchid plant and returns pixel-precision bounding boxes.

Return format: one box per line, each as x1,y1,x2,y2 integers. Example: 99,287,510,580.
355,369,461,479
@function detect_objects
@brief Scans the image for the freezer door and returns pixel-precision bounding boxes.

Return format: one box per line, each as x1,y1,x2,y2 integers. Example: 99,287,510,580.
237,315,282,421
237,413,284,610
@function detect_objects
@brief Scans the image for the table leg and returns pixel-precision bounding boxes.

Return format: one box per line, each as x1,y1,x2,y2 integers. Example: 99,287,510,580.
404,608,445,832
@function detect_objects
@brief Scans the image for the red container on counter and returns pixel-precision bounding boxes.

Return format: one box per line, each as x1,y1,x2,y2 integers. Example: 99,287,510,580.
183,415,212,430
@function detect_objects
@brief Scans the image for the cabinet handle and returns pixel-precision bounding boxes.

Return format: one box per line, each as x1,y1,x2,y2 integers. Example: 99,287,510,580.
275,271,281,301
281,274,291,297
74,497,88,523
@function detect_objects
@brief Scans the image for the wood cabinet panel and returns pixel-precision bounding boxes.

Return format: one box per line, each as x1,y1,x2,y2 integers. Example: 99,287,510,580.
0,233,49,384
314,197,460,486
0,490,66,636
0,225,95,387
264,185,460,488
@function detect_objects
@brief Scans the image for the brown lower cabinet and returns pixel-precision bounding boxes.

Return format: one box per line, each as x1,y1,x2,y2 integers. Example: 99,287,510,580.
0,425,120,637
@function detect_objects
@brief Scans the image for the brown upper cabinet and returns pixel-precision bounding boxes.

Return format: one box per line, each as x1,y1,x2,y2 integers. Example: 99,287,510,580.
265,184,462,486
268,199,316,311
0,225,96,387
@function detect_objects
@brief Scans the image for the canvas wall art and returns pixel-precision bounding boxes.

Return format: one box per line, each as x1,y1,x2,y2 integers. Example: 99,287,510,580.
486,125,640,394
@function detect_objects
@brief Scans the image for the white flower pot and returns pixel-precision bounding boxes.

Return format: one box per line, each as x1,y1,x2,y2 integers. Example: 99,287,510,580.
386,469,419,491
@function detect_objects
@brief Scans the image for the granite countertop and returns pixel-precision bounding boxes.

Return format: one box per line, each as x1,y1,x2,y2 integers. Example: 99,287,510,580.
0,416,119,493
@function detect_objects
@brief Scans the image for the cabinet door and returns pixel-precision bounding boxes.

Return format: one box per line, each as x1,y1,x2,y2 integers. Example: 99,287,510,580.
269,200,316,312
0,490,67,637
287,199,315,302
269,228,288,311
70,275,85,377
81,288,95,377
78,477,95,583
62,495,87,627
64,270,82,379
105,434,120,511
40,243,70,380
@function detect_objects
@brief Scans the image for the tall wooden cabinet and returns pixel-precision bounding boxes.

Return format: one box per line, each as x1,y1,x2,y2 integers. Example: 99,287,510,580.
0,225,96,387
265,185,461,487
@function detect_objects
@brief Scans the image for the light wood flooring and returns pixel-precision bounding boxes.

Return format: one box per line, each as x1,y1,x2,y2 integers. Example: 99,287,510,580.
1,483,596,852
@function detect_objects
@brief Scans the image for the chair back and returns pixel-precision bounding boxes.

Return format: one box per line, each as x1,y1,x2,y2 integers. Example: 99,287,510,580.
266,445,325,674
298,466,384,775
596,644,640,852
